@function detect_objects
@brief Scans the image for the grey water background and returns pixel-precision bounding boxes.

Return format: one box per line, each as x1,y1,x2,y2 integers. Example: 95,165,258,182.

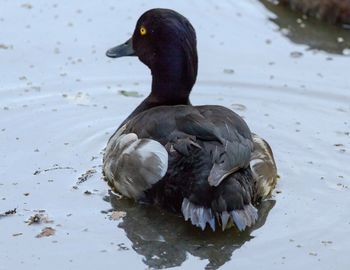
0,1,349,269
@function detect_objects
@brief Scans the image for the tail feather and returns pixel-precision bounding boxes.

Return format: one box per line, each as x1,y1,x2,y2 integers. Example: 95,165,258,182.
181,198,216,231
181,198,258,232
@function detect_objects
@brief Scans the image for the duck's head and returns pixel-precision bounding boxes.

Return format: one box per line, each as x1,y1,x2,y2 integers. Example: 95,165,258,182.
106,9,198,103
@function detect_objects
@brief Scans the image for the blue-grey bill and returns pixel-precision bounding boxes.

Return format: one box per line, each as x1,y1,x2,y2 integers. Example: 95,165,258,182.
106,38,135,58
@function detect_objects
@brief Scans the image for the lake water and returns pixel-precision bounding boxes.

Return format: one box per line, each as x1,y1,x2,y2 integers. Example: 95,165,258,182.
0,0,349,269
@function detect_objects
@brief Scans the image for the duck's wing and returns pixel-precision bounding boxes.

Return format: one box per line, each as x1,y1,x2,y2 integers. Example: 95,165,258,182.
160,107,253,187
174,106,256,230
195,105,254,187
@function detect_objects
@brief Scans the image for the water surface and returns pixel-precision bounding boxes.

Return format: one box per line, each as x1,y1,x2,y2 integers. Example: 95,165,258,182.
0,1,349,269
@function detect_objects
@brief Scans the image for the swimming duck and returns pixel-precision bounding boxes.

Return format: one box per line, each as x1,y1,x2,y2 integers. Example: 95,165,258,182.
278,0,350,25
103,8,278,231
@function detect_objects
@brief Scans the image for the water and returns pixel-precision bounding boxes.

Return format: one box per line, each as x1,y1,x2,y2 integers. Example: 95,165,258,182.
0,0,349,269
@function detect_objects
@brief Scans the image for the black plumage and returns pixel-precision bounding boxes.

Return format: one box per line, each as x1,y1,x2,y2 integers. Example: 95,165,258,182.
103,8,278,231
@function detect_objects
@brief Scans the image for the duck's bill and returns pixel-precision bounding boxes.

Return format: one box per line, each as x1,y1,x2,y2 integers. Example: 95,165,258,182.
106,38,136,58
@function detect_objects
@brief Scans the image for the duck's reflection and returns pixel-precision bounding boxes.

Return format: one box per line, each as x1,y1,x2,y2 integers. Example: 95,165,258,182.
105,192,275,269
259,0,350,55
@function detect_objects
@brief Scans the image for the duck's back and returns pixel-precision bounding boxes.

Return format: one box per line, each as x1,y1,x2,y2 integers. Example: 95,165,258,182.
104,105,262,231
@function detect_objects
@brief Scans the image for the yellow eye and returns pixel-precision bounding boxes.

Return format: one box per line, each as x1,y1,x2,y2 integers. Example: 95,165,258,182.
140,26,147,36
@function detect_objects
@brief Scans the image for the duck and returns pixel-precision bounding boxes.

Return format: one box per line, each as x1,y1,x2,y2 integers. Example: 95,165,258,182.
103,8,278,231
277,0,350,25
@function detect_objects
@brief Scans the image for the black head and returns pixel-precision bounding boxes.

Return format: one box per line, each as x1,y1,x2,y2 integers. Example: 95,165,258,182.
107,9,198,98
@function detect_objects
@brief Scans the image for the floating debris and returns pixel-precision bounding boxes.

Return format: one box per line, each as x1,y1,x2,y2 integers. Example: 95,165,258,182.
33,165,74,175
119,90,143,97
36,227,55,238
109,211,126,221
27,213,53,225
0,208,17,218
76,169,97,185
117,243,129,251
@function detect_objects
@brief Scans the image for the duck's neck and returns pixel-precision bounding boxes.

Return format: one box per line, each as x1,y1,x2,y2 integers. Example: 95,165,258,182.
149,64,193,105
120,54,197,127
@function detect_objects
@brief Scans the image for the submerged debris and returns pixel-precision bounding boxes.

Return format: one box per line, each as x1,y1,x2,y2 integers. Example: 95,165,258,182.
290,51,303,58
0,43,13,50
231,104,246,111
223,68,235,74
21,3,33,9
